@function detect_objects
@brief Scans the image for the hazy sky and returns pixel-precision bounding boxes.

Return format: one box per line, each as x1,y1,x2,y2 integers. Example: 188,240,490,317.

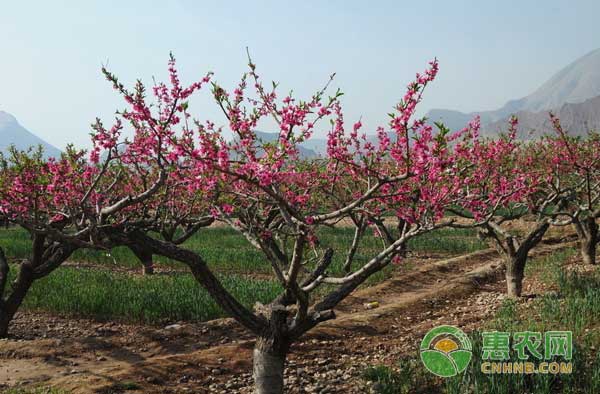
1,0,599,150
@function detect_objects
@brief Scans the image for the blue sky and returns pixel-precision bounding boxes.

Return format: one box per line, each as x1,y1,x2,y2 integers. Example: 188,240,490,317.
1,0,599,150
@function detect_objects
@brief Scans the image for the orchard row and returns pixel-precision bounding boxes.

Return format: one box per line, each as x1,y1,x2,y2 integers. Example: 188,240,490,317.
0,56,597,393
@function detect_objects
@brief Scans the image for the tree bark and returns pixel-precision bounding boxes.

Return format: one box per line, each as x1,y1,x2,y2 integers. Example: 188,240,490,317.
505,255,525,298
482,220,549,298
0,242,74,338
581,237,597,265
130,245,155,275
0,309,10,338
0,247,8,337
0,264,34,338
580,218,598,265
253,336,288,394
251,301,292,394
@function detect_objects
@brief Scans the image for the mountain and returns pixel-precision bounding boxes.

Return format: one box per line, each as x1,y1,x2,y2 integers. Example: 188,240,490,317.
232,131,319,158
0,111,61,158
485,94,600,138
242,131,399,158
426,48,600,133
300,133,397,156
254,131,319,158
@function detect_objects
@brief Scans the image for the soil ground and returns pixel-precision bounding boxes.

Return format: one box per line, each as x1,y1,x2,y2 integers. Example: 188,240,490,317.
0,237,577,394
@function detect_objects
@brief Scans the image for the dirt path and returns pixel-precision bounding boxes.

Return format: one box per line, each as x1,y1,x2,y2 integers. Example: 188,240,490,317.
0,238,577,394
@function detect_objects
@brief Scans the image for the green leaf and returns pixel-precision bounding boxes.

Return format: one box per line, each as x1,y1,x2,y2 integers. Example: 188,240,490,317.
421,350,458,377
449,350,472,373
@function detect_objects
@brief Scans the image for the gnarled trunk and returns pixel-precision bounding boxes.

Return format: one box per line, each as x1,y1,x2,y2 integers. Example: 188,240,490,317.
581,237,597,265
253,335,289,394
505,255,526,298
0,242,74,338
252,302,292,394
142,259,154,275
0,310,10,338
0,301,24,339
130,245,155,275
0,266,34,338
0,248,8,337
579,218,598,265
481,221,549,298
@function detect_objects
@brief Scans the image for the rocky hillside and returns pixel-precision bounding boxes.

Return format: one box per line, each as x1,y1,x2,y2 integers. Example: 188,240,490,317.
0,111,61,158
486,94,600,138
426,48,600,135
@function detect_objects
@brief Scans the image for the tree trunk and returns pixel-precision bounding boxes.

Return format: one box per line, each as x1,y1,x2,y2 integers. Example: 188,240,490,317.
488,221,548,298
0,243,74,338
142,259,154,275
0,309,10,338
581,237,597,265
580,218,598,265
253,336,288,394
505,255,525,298
130,245,155,275
0,273,33,338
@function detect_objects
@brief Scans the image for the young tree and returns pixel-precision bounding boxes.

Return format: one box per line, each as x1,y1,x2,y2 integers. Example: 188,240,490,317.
451,118,573,297
0,148,83,337
0,58,214,337
546,114,600,264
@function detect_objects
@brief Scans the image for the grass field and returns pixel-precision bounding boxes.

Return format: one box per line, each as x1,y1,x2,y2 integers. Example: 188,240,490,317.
0,226,486,272
15,268,281,323
0,226,485,324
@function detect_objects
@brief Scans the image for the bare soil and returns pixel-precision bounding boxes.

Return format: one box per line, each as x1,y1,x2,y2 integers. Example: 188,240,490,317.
0,237,578,394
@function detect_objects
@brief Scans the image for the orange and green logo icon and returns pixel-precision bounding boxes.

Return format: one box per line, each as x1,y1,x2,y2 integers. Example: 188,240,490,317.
420,325,472,377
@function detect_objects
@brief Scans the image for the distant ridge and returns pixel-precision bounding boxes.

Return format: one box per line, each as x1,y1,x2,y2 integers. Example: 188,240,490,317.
0,111,61,158
485,94,600,138
426,48,600,135
246,131,398,158
245,131,319,158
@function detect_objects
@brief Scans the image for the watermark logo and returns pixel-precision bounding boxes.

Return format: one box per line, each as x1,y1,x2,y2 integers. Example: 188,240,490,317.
420,325,473,377
420,326,573,377
481,330,572,374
